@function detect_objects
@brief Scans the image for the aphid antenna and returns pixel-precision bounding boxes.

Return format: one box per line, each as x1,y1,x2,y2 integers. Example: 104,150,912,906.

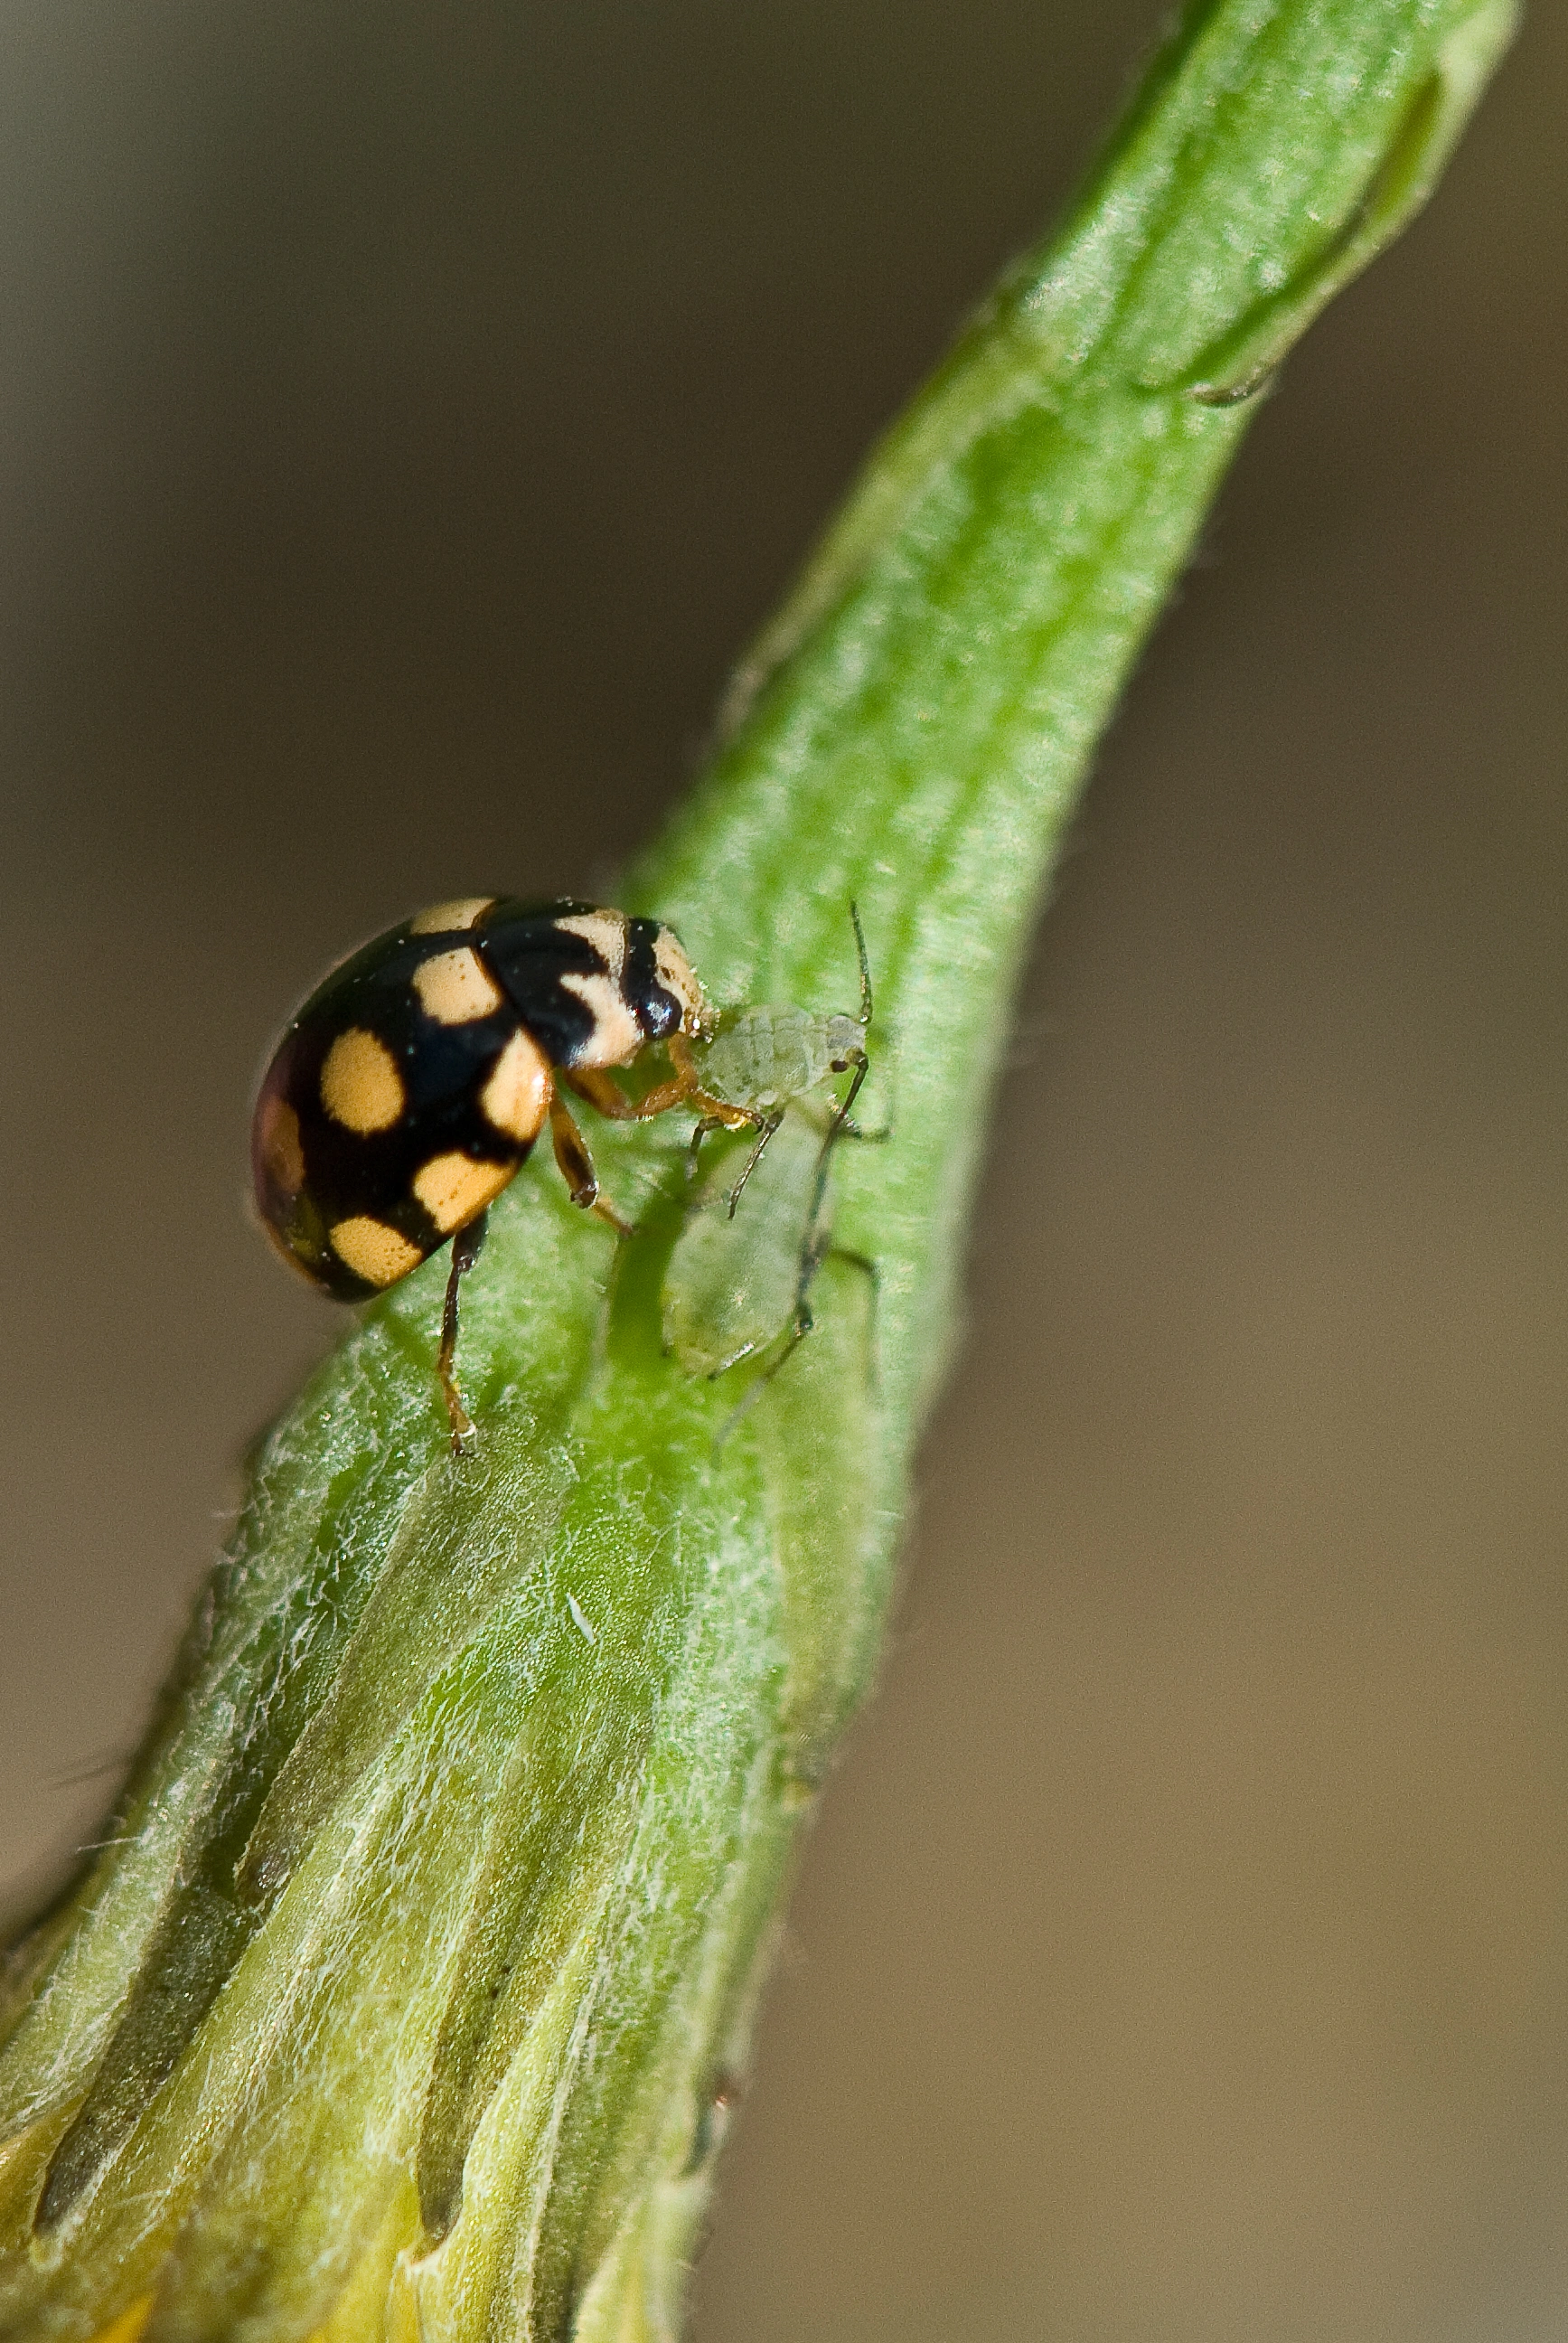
849,899,873,1029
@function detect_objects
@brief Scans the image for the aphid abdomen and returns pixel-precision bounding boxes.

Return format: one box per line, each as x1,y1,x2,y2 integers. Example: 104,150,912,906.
698,1006,831,1118
662,1102,829,1376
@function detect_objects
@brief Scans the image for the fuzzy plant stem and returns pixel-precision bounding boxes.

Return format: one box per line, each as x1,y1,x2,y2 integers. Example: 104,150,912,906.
0,3,1515,2338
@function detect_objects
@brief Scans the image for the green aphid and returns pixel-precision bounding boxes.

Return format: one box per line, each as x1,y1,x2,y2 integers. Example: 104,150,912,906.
663,908,877,1379
687,902,872,1209
662,1101,843,1378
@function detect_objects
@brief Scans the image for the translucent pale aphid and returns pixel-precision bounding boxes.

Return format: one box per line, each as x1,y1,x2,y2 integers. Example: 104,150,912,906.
685,904,873,1216
695,1002,869,1123
663,906,877,1379
662,1101,832,1377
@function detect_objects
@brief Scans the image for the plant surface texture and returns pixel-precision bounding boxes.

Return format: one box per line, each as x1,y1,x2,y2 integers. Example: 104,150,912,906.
0,2,1516,2337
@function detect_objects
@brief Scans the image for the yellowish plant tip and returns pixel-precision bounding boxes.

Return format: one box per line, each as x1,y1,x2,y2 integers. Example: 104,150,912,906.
87,2295,155,2343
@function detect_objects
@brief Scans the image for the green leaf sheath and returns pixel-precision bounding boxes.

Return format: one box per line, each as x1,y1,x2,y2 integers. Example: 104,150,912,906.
0,4,1514,2338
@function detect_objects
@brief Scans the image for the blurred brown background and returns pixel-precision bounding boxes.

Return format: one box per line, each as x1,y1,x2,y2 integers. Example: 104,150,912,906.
2,4,1565,2337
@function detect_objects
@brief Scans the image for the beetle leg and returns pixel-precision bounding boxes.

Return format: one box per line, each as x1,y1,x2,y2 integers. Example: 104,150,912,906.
566,1042,756,1132
549,1095,634,1237
561,1066,642,1120
437,1210,489,1453
666,1030,763,1127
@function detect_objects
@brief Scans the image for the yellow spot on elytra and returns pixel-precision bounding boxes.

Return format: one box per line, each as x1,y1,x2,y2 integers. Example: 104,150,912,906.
412,948,504,1025
554,908,626,978
258,1093,305,1192
560,970,643,1068
409,896,495,936
320,1028,404,1133
87,2295,155,2343
482,1029,552,1142
330,1215,423,1285
413,1152,514,1234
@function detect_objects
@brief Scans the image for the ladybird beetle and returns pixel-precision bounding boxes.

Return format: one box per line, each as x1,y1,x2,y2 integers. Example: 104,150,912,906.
252,896,754,1445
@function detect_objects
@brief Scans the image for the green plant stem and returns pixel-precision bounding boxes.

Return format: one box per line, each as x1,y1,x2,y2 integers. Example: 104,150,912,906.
0,3,1515,2338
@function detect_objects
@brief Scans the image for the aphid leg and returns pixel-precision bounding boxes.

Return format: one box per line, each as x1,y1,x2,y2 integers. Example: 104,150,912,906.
721,1113,784,1219
828,1047,889,1143
717,1044,869,1224
819,1049,869,1163
685,1108,751,1198
777,1049,871,1333
549,1095,633,1237
685,1112,728,1176
437,1210,489,1453
712,1245,878,1453
686,1100,777,1200
821,1245,880,1369
712,1072,878,1450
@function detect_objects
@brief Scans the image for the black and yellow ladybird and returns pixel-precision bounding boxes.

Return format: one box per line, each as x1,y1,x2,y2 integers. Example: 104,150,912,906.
252,895,752,1444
